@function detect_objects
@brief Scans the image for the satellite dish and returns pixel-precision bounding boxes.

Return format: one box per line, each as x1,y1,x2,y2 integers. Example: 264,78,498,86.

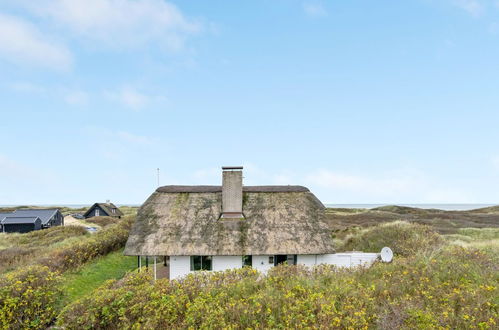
380,247,393,263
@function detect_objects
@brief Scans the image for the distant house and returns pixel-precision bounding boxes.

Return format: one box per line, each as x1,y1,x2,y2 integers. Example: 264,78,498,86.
0,212,12,233
2,216,42,233
84,202,123,219
0,209,63,233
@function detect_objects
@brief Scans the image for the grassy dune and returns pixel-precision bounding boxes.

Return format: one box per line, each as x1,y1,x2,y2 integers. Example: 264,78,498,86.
1,206,497,329
0,214,136,329
57,222,499,329
325,205,499,234
60,249,137,304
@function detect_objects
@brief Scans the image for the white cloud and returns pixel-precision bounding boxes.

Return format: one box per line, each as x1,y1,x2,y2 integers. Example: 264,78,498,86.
105,87,152,110
303,2,328,18
19,0,201,51
303,168,474,203
453,0,484,16
115,130,154,146
83,126,157,160
0,13,72,70
7,81,46,94
85,126,155,146
65,90,89,106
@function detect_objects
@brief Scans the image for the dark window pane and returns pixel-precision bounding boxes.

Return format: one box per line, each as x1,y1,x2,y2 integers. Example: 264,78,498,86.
243,255,252,267
202,256,212,270
191,256,202,271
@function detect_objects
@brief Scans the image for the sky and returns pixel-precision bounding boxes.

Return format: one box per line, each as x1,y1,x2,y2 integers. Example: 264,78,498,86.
0,0,499,205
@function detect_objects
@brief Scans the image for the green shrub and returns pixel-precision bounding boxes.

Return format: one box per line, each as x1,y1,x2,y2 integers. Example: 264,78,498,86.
40,216,133,272
0,266,61,329
338,221,444,256
57,247,498,329
0,217,134,329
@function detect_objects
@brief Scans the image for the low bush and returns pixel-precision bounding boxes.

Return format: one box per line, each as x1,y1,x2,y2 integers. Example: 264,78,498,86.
85,216,120,227
0,226,88,273
14,225,88,247
40,216,134,272
338,221,444,256
456,227,499,241
57,246,498,329
0,266,61,329
0,216,135,329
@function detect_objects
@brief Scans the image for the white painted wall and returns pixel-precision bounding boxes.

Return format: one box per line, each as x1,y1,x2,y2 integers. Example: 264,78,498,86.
253,255,274,273
297,255,318,267
168,253,381,280
170,256,191,280
213,256,243,271
321,253,379,268
350,253,378,267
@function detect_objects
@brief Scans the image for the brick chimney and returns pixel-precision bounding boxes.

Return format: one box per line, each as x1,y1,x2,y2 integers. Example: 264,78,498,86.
221,166,243,218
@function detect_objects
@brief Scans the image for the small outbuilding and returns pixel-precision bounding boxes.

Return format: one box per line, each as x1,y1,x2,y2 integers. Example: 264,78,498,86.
13,209,64,228
2,216,42,233
0,209,63,233
84,202,123,219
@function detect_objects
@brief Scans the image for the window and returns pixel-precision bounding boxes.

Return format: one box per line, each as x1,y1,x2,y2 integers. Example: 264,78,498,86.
242,255,252,267
112,208,116,214
95,208,100,216
190,256,212,271
274,255,297,266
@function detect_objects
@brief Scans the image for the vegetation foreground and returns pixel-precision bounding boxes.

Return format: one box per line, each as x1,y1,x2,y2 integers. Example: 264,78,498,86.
0,209,497,329
57,223,499,329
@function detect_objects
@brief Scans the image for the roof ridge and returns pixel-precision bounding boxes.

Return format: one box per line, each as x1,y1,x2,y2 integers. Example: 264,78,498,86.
156,185,310,193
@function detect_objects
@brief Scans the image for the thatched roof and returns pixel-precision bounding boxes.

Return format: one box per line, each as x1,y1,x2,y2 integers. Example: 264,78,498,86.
124,185,334,256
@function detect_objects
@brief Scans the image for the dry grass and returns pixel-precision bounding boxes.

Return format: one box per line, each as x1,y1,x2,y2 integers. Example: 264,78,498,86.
337,221,444,256
85,216,121,227
0,226,89,273
325,205,499,234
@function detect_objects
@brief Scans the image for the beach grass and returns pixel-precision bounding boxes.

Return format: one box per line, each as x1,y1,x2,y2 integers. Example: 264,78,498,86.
59,248,137,304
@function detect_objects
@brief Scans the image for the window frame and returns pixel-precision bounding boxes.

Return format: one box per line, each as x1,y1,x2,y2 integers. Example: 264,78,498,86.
190,256,213,271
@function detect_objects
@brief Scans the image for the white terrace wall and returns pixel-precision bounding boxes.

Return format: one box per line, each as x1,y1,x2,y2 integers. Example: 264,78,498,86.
320,253,378,268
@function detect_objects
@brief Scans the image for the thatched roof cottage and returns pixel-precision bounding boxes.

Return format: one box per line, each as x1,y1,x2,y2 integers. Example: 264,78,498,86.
125,167,378,279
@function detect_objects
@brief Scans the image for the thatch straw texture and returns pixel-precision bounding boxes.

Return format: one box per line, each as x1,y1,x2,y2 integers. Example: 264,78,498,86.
124,186,334,256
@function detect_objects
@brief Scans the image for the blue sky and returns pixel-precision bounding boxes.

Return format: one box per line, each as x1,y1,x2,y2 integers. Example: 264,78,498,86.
0,0,498,205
